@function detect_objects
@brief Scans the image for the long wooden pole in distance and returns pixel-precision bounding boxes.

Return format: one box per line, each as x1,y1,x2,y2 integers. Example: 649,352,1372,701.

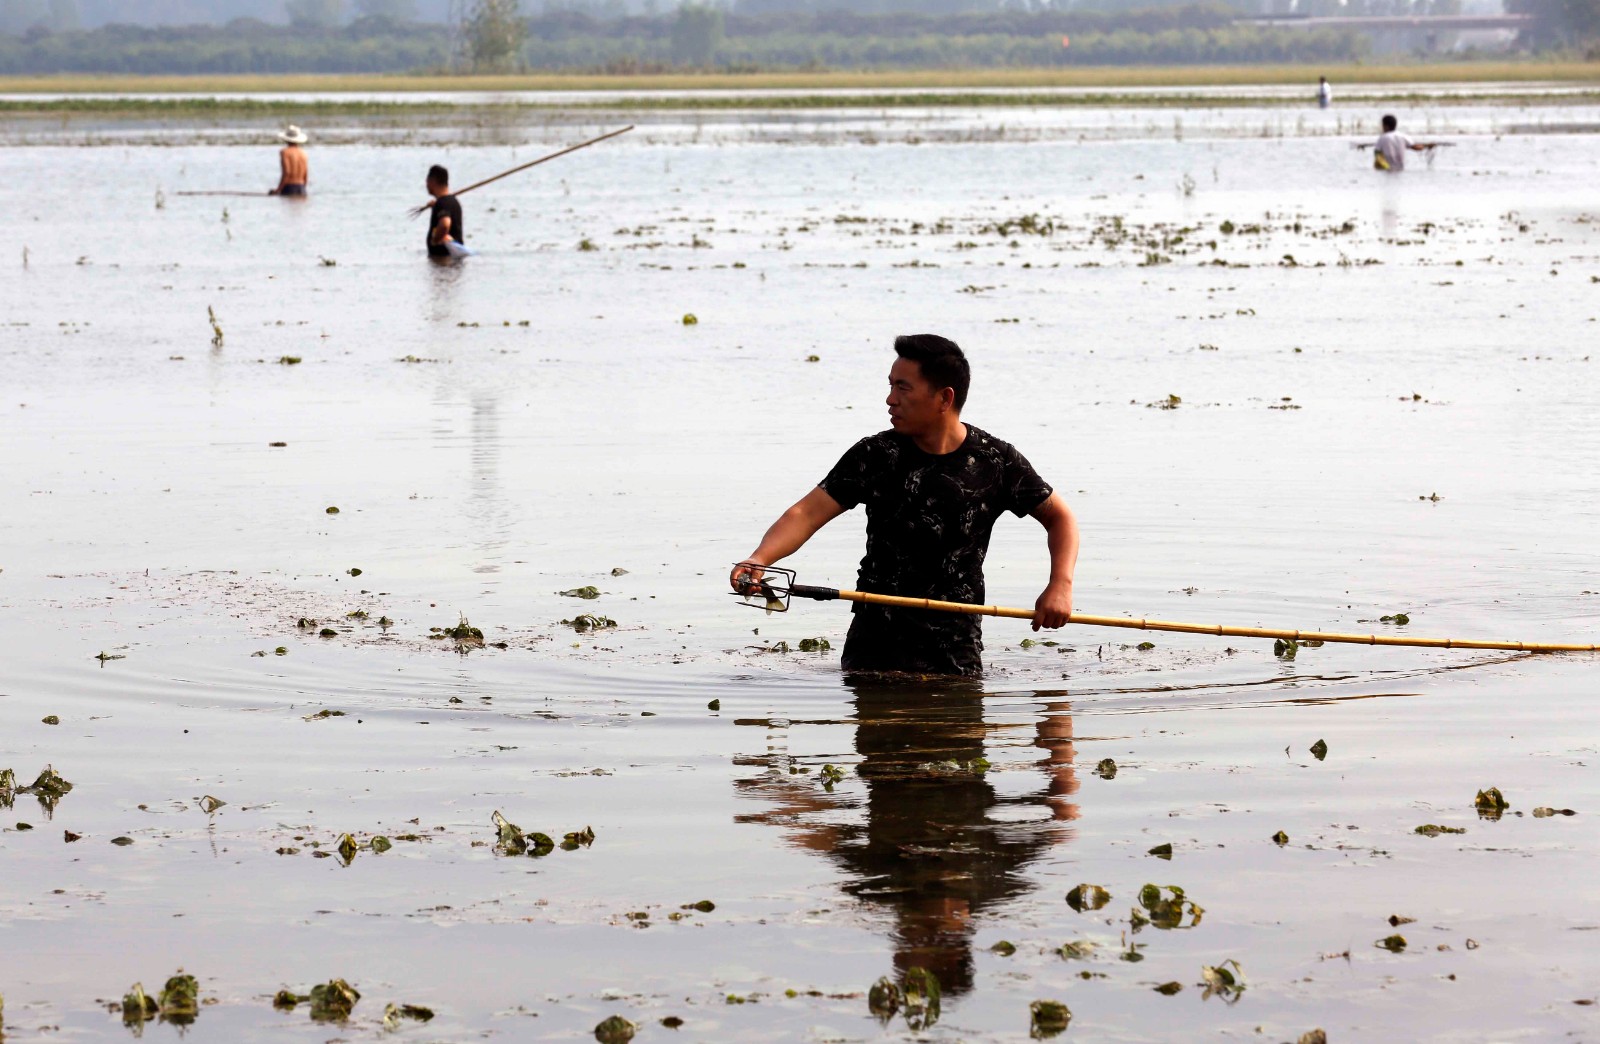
407,125,634,217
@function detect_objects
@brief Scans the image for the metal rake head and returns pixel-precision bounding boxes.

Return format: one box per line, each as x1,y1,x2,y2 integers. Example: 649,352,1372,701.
730,564,796,613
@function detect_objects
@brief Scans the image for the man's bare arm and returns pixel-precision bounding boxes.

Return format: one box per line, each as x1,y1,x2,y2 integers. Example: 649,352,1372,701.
730,486,847,591
1030,491,1079,631
431,215,453,245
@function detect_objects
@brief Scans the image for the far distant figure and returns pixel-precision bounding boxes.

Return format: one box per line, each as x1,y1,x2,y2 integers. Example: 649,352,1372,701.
424,165,469,259
271,125,309,197
1374,114,1428,172
1317,76,1332,110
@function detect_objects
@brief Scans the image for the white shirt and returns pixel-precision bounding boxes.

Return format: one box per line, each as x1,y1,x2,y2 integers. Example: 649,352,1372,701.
1318,81,1332,106
1375,130,1413,171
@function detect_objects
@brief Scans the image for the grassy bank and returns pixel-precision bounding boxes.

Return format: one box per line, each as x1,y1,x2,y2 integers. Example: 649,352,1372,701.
1,61,1598,97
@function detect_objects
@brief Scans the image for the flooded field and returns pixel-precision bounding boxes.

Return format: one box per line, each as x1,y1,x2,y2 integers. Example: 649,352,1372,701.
2,95,1599,1042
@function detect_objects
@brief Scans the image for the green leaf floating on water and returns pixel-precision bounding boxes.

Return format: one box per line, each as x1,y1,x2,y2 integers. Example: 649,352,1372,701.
1057,940,1095,960
797,637,832,652
1533,807,1577,817
1415,824,1466,836
594,1013,638,1040
1095,758,1117,779
336,833,359,863
1136,641,1155,651
309,979,360,1021
369,836,393,853
1029,999,1072,1038
273,990,309,1009
867,976,903,1018
560,586,601,599
198,795,225,814
1199,959,1245,1001
1271,830,1289,845
990,940,1016,956
1380,613,1411,625
902,966,941,1030
122,983,159,1024
492,810,527,855
1274,638,1298,660
1065,884,1111,912
1148,842,1173,859
1376,934,1408,952
1153,981,1184,996
1309,739,1328,761
681,899,715,913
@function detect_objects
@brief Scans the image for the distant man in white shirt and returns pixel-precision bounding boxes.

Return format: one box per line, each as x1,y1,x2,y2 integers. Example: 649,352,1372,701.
1317,76,1332,109
1374,114,1429,172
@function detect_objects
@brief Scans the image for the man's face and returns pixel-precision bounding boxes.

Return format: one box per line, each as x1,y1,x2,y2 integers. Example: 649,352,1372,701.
426,178,443,197
886,357,952,435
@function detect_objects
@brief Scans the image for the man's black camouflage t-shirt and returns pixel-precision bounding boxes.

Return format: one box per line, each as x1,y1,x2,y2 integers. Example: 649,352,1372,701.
819,425,1052,672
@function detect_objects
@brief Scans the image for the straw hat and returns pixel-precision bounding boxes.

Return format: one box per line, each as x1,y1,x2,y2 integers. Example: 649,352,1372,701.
277,125,308,145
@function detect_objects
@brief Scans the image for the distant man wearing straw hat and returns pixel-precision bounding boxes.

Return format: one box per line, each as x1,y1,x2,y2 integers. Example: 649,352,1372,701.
270,125,309,197
731,334,1080,677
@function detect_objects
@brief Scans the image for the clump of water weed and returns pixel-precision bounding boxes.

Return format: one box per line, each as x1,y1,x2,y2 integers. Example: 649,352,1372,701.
1030,999,1072,1038
308,979,360,1022
1474,786,1510,820
382,1003,434,1028
595,1014,637,1043
429,614,484,646
560,586,601,599
1131,883,1203,931
562,614,616,633
121,973,200,1027
797,637,831,652
207,306,223,348
1095,758,1117,779
1065,884,1111,912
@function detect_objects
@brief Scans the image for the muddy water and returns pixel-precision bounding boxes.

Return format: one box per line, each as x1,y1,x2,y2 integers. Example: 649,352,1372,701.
2,102,1599,1041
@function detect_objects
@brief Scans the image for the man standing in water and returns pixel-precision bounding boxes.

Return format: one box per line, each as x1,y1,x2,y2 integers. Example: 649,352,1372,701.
1374,114,1429,172
424,165,466,259
730,335,1079,676
1317,76,1332,110
269,125,308,197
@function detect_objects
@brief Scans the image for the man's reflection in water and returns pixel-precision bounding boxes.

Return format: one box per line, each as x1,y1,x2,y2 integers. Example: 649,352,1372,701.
735,674,1079,996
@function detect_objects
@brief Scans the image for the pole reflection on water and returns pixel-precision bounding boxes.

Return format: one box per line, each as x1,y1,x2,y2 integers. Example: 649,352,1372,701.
736,676,1079,996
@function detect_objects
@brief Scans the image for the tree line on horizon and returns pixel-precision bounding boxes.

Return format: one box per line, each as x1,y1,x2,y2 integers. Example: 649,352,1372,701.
1,0,1594,73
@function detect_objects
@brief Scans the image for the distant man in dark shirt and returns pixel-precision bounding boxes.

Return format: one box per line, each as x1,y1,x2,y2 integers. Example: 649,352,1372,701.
424,164,466,259
731,334,1079,676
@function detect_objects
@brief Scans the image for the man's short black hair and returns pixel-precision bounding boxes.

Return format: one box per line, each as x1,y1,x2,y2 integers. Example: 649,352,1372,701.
1381,114,1398,132
427,164,449,186
895,334,971,411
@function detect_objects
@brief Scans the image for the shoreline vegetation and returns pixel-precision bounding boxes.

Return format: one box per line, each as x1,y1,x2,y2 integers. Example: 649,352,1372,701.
4,63,1600,95
0,64,1597,116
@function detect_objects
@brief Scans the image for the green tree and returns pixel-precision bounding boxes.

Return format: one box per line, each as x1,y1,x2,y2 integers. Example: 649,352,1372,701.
354,0,417,20
670,1,722,66
464,0,524,71
285,0,345,27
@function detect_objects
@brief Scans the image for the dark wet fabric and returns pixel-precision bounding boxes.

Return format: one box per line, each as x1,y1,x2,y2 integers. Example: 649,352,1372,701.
820,424,1052,676
277,184,306,197
427,194,464,258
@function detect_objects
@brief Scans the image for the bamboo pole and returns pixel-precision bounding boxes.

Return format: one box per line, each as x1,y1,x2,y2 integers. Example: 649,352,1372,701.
828,589,1599,653
407,125,634,217
175,190,273,196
